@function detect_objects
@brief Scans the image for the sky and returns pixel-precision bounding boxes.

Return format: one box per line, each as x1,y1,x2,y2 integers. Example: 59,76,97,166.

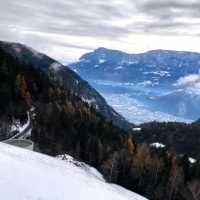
1,0,200,62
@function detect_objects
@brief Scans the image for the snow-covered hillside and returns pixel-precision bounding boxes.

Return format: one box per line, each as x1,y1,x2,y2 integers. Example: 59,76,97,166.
0,143,147,200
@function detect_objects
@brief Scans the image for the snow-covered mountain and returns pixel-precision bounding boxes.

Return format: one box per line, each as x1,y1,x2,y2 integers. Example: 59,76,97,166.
70,48,200,123
0,41,131,129
0,143,147,200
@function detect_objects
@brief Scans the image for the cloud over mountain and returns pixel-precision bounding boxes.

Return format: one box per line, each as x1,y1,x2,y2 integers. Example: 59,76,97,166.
176,73,200,93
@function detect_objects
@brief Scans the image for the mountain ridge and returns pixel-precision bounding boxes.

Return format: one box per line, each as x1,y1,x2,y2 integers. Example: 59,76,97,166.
0,41,132,130
85,47,200,57
70,47,200,122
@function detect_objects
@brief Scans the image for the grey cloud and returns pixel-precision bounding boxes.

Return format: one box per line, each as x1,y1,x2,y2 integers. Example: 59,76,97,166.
0,0,132,39
2,0,200,39
130,20,200,36
131,0,200,35
175,74,200,94
137,0,200,18
1,0,200,60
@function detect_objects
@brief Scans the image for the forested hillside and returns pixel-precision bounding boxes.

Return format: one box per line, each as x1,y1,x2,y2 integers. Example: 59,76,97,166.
0,41,131,130
134,122,200,159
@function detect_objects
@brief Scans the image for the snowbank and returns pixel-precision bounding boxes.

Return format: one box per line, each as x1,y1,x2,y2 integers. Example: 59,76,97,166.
0,143,147,200
150,142,166,148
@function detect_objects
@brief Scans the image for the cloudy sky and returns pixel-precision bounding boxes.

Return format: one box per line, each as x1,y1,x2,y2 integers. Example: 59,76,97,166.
1,0,200,62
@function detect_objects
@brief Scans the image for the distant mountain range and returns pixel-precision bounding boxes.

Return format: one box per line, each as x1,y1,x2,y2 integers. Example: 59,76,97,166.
70,48,200,123
0,41,131,130
70,47,200,84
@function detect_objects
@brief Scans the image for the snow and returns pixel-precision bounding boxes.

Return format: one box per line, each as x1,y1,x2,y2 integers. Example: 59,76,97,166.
127,61,139,65
9,112,31,140
99,59,106,64
94,80,135,87
75,80,79,85
143,71,171,77
115,66,124,70
0,143,148,200
50,62,62,71
150,143,166,148
10,121,20,132
30,106,35,112
56,154,104,181
188,157,197,164
19,112,31,133
121,59,139,65
138,80,152,86
81,97,96,105
132,127,142,132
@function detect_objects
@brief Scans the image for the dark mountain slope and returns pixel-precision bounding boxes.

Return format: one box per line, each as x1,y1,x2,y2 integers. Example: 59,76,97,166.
0,41,131,130
0,46,129,155
133,121,200,159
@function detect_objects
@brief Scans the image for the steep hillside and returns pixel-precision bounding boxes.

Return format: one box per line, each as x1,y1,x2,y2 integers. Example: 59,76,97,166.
0,143,147,200
0,41,131,130
0,46,130,159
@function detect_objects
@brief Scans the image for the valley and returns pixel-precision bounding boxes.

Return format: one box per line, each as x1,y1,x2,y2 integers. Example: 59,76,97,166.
70,48,200,124
88,79,192,124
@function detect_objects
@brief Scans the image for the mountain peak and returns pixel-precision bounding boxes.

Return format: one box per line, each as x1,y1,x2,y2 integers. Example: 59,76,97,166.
94,47,125,55
91,47,200,57
95,47,108,52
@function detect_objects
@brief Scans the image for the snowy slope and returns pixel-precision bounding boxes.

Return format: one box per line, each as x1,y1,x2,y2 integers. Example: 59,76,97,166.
0,143,147,200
